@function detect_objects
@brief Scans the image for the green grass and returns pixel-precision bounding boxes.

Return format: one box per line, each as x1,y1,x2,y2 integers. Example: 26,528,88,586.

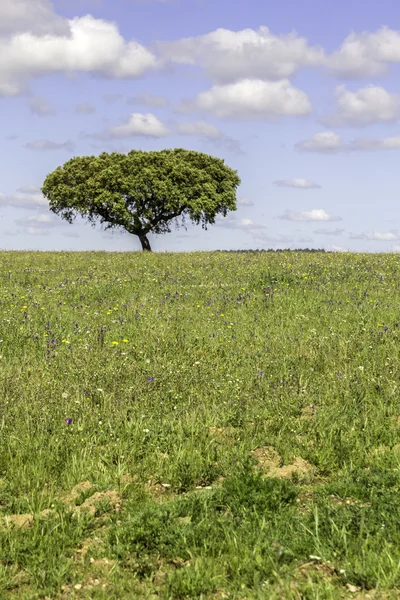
1,249,400,598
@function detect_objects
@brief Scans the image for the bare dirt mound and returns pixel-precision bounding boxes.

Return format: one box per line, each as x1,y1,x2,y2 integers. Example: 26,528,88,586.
2,481,121,530
250,446,315,480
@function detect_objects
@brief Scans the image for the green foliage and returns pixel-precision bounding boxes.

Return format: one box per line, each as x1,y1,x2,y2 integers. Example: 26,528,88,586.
41,149,241,249
2,250,400,597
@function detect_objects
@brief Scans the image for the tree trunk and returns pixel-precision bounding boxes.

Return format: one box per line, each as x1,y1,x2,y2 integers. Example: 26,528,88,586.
139,233,152,252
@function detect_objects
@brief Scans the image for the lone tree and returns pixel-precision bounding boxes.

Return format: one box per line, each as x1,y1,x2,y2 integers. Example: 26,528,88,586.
41,148,241,251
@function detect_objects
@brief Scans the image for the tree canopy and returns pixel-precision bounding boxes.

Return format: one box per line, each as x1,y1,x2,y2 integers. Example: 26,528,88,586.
41,148,241,251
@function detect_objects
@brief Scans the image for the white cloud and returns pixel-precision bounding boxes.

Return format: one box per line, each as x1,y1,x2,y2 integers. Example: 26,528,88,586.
0,186,48,209
127,92,169,107
87,112,170,139
320,85,400,127
237,198,254,207
157,26,325,82
327,26,400,78
26,227,51,236
29,96,55,116
357,136,400,150
25,139,75,151
176,120,223,139
295,131,342,152
278,209,342,222
0,0,70,36
296,131,400,153
349,231,399,241
75,103,96,114
313,228,345,236
215,214,265,230
17,184,41,193
15,213,59,228
273,178,321,189
0,14,156,97
181,79,312,120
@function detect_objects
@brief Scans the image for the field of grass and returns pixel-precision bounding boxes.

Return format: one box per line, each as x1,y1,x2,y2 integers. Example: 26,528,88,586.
1,249,400,599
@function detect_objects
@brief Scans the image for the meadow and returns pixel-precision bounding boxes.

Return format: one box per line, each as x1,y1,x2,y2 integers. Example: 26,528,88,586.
1,249,400,599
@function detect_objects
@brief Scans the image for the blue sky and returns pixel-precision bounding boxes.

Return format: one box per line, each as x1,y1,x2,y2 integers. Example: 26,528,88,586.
2,0,400,252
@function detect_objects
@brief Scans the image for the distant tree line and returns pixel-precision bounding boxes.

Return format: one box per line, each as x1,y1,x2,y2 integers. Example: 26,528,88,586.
214,248,326,253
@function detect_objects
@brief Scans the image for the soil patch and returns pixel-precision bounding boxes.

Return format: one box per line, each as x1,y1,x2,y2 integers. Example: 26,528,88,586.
2,482,121,530
251,446,315,481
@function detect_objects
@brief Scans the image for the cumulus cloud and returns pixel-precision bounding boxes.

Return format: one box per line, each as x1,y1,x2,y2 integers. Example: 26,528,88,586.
0,186,48,209
0,13,156,96
87,112,170,139
25,227,51,236
75,103,96,114
273,178,321,189
15,213,60,228
157,26,325,82
25,139,75,151
0,0,70,36
278,209,342,222
179,79,312,120
174,119,245,154
320,85,400,127
29,96,55,116
127,92,169,107
313,228,345,235
296,131,400,152
176,120,223,139
349,231,399,241
327,26,400,78
215,213,265,230
295,131,342,152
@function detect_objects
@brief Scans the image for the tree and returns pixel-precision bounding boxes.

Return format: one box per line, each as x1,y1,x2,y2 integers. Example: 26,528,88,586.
41,148,241,251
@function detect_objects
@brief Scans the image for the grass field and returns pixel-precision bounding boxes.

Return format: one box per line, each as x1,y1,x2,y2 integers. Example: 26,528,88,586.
1,249,400,599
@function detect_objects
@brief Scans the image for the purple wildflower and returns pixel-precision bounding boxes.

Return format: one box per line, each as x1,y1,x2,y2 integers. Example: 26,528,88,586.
65,418,72,425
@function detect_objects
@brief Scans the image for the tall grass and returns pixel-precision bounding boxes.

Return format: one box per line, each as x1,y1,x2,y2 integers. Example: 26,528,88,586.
1,250,400,598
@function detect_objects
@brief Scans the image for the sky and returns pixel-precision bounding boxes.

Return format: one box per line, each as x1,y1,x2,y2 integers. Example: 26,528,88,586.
1,0,400,253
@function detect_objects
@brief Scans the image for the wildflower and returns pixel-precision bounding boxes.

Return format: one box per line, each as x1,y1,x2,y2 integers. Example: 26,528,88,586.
358,366,364,371
65,418,72,425
62,392,69,399
111,341,119,345
122,339,129,343
148,377,154,382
